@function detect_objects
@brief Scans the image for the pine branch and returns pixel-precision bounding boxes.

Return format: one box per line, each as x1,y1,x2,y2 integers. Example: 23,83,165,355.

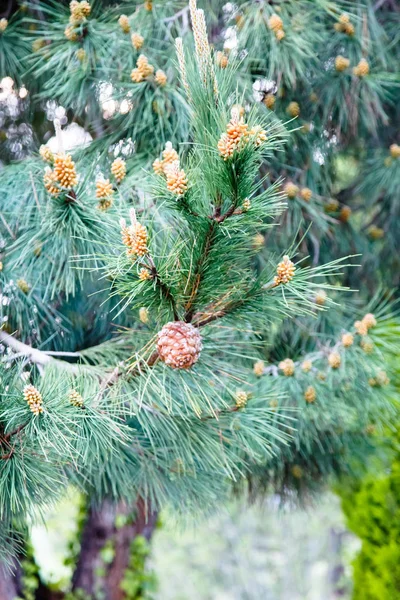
0,331,81,374
185,221,216,321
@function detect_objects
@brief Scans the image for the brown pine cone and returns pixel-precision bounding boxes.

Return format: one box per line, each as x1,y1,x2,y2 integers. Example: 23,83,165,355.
157,321,202,369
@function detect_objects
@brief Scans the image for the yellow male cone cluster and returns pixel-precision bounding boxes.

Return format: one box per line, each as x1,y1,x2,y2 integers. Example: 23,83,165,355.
334,13,354,36
96,179,114,211
118,15,130,33
131,32,144,50
216,51,229,69
279,358,295,376
335,55,350,72
287,101,300,118
155,69,167,86
314,289,327,306
43,153,78,196
253,360,265,377
53,153,78,189
0,18,8,32
268,13,285,41
111,157,126,183
69,390,84,407
354,313,376,336
304,386,316,403
17,279,30,294
235,390,249,409
139,307,149,323
24,384,43,415
389,144,400,159
217,107,266,160
131,54,155,82
328,352,341,369
39,145,54,163
273,255,296,286
69,1,91,25
263,94,275,110
165,162,188,197
353,58,369,77
76,48,86,62
284,182,299,199
120,209,148,258
65,25,78,41
300,187,312,202
153,142,188,197
44,169,60,196
342,333,354,348
139,268,152,281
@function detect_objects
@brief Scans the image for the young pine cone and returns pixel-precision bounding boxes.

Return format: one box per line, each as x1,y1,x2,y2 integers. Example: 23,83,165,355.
44,169,60,196
235,390,249,409
157,321,202,370
287,102,300,118
268,14,283,32
131,32,144,50
284,182,299,199
97,197,113,211
69,1,91,26
300,187,312,202
155,69,167,86
342,333,354,348
24,384,43,415
314,289,327,306
53,153,78,189
279,358,295,377
335,55,350,72
363,313,377,329
121,221,148,257
118,14,130,33
263,94,275,110
253,360,265,377
216,51,229,69
111,157,126,183
96,179,114,199
69,389,84,407
328,352,341,369
65,25,78,41
39,144,54,163
274,255,296,286
217,133,236,160
390,144,400,159
165,162,188,196
137,54,154,78
353,59,369,77
304,386,316,403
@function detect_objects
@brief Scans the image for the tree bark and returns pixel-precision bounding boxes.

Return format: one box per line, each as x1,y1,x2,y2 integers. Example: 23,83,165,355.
0,557,23,600
72,497,158,600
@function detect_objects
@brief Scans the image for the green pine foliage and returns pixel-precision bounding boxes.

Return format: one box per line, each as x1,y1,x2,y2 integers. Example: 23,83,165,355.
0,0,399,594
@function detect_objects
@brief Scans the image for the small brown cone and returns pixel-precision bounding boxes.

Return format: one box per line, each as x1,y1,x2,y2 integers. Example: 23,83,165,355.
157,321,202,369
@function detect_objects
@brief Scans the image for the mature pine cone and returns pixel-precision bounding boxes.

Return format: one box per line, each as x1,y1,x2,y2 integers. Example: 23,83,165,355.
156,321,202,369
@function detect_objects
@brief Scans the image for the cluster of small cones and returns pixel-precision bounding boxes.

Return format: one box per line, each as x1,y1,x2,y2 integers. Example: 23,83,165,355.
153,142,188,197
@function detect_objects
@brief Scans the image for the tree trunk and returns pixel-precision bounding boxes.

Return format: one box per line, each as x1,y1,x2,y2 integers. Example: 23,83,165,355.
72,497,158,600
0,558,23,600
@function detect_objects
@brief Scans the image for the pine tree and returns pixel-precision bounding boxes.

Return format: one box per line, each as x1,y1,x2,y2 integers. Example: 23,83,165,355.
0,0,399,597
